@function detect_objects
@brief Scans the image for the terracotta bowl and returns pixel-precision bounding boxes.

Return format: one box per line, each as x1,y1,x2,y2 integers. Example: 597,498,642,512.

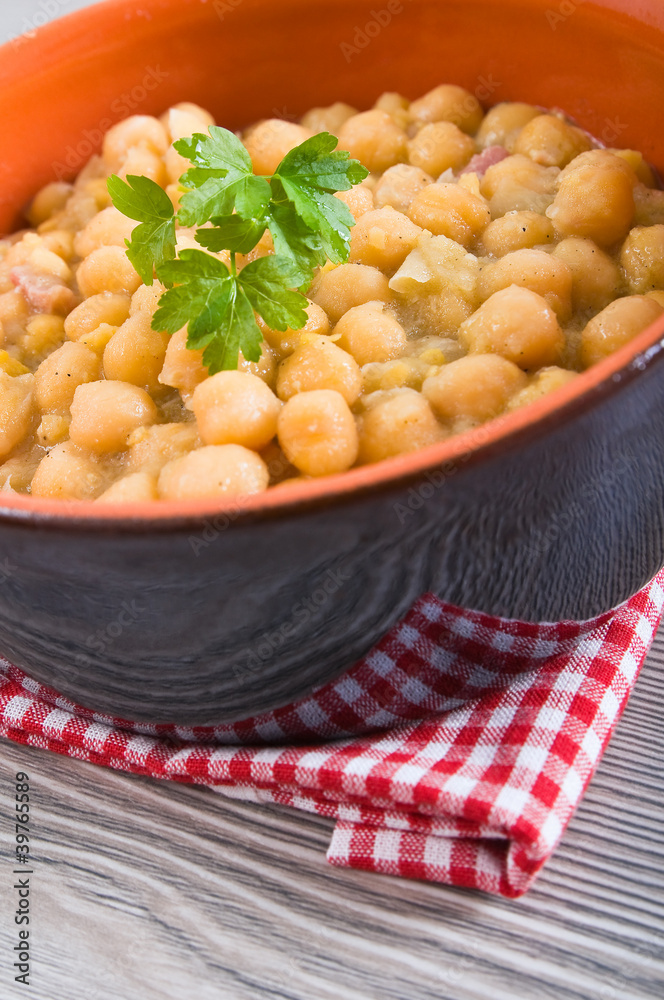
1,0,664,726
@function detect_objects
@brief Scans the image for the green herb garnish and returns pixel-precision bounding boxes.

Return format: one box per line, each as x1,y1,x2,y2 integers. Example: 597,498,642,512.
107,127,369,373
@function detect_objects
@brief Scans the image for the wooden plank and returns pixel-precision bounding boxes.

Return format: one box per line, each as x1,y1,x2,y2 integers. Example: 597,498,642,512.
1,632,663,1000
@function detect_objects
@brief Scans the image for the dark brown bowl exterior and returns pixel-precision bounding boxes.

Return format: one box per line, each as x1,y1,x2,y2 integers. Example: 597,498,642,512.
1,0,664,725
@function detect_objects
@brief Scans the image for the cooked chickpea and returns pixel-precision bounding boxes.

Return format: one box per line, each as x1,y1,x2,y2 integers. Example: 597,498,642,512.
423,355,527,424
277,390,358,477
158,445,269,501
27,182,73,227
552,237,623,312
0,372,35,459
118,146,167,186
407,122,476,176
76,246,142,298
478,248,573,321
337,110,408,173
513,115,592,168
158,327,207,401
259,301,331,356
475,102,540,151
373,164,433,213
97,472,159,503
300,102,357,134
243,120,311,175
69,381,158,453
73,207,137,258
102,115,169,170
276,336,362,403
130,282,165,317
126,423,200,476
547,152,635,247
31,441,106,500
482,155,559,219
334,302,408,365
335,185,375,222
192,371,281,450
459,285,565,369
103,314,169,393
358,389,445,463
34,342,101,414
580,296,663,368
409,85,483,135
407,183,491,248
506,366,579,412
620,225,664,295
481,211,555,256
64,292,131,342
349,207,423,273
310,264,391,323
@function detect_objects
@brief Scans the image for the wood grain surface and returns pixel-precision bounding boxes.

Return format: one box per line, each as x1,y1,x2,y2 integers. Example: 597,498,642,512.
0,631,663,1000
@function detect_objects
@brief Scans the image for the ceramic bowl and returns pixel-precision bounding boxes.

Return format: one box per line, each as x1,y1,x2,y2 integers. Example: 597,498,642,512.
1,0,664,725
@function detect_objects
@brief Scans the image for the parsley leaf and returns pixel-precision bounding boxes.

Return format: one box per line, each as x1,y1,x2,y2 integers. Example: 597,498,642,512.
272,133,369,263
237,256,310,331
196,216,268,255
107,174,176,285
154,250,263,373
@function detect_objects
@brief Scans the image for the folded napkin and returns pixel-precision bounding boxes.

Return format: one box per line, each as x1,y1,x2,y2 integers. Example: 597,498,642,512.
1,572,663,897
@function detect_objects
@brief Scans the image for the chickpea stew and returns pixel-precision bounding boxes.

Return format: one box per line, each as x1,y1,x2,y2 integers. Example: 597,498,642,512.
2,87,663,503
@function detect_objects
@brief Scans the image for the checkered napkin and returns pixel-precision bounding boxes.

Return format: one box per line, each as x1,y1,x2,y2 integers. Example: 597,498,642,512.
1,572,663,898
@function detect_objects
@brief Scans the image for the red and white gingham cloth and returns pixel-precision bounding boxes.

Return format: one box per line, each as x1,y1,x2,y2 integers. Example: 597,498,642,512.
1,571,663,897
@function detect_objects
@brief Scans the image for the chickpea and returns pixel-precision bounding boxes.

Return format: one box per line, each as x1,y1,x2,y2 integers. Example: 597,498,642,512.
76,245,142,298
34,342,101,414
459,285,565,369
648,291,664,309
69,381,158,453
407,183,491,248
310,264,391,323
580,296,663,368
97,472,159,503
335,185,375,222
73,207,137,259
547,151,635,247
373,164,434,213
337,110,408,174
0,290,30,341
192,371,281,449
475,102,540,152
277,389,358,477
423,355,527,423
506,366,579,412
118,146,167,187
409,84,483,135
19,315,65,362
27,244,72,282
158,445,269,500
481,211,555,256
27,182,73,228
64,292,131,342
276,335,362,403
102,115,169,170
163,105,215,145
243,120,311,175
130,282,165,317
237,342,279,390
358,389,445,463
481,155,559,218
620,225,664,295
513,114,592,168
552,237,623,312
478,248,573,321
407,122,476,176
300,102,357,135
41,230,76,262
349,207,423,273
634,184,664,227
126,422,200,476
103,313,169,393
31,441,106,500
259,301,330,355
36,413,70,447
158,327,207,401
334,301,408,365
0,372,35,459
361,356,434,394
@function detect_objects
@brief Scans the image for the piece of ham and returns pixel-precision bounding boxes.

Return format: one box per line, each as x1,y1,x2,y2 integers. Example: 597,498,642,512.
10,266,77,315
460,145,510,178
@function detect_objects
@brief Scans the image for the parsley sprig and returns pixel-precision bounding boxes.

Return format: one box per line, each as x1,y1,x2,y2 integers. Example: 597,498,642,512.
107,127,368,373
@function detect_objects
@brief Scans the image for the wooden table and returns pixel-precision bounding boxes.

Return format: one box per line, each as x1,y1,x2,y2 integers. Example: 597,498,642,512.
1,630,663,1000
